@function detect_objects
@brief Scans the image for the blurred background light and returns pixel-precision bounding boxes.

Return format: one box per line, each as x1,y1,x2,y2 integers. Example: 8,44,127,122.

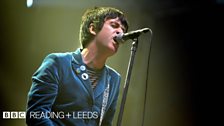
26,0,33,8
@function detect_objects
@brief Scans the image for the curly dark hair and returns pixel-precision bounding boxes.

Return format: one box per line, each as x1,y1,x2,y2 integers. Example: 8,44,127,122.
79,7,129,48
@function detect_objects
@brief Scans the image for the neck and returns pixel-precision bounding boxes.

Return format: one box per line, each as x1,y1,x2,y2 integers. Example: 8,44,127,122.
81,45,108,70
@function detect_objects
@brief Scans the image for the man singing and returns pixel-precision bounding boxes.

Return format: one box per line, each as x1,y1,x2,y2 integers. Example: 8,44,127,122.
26,6,129,126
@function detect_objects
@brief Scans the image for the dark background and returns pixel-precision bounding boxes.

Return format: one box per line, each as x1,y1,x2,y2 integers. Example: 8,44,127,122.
1,0,223,126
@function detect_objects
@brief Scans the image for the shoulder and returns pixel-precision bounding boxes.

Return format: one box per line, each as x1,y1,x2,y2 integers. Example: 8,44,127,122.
37,52,74,70
45,52,73,60
43,52,73,63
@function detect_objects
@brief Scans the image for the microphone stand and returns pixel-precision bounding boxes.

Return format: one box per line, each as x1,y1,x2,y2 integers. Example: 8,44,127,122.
117,37,139,126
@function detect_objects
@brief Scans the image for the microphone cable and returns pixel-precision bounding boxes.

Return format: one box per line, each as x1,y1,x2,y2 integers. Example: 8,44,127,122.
141,28,153,126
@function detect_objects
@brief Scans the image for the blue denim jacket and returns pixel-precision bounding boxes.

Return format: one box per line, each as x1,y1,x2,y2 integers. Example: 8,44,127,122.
26,48,121,126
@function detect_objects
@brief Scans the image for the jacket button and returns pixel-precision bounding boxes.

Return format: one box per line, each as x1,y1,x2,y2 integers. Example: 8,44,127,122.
80,65,86,71
81,73,88,80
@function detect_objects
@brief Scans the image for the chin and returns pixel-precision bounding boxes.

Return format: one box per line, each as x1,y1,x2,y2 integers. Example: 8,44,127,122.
107,47,118,56
111,46,119,53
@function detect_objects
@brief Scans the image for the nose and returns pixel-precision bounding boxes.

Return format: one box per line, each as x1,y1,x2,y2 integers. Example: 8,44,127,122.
116,28,124,35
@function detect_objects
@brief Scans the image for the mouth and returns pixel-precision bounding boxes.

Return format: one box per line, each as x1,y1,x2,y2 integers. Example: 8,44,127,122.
112,39,119,50
112,36,119,45
112,39,119,46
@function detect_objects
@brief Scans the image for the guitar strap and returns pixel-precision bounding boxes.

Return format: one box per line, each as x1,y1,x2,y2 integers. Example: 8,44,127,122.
99,82,110,126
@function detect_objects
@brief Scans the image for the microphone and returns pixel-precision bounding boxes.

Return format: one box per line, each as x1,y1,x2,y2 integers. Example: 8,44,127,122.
114,28,150,44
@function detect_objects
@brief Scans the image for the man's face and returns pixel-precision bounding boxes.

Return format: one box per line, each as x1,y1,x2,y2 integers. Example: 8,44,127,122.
95,17,125,56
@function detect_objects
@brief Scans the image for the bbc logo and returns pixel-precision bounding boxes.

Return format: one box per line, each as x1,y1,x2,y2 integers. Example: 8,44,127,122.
3,111,26,119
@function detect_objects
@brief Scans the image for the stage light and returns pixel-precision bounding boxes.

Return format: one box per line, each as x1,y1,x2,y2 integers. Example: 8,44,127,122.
26,0,33,8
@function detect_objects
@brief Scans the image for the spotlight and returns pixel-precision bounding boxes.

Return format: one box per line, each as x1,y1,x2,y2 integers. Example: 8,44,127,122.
26,0,33,8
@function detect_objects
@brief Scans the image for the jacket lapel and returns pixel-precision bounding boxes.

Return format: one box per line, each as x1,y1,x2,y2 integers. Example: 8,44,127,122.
71,48,112,100
71,49,94,100
94,67,111,99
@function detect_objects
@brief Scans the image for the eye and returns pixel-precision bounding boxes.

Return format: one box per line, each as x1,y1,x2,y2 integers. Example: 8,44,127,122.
121,27,125,32
110,22,125,32
110,22,119,28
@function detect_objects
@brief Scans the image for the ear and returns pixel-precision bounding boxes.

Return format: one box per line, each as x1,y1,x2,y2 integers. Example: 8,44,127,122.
89,23,97,35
